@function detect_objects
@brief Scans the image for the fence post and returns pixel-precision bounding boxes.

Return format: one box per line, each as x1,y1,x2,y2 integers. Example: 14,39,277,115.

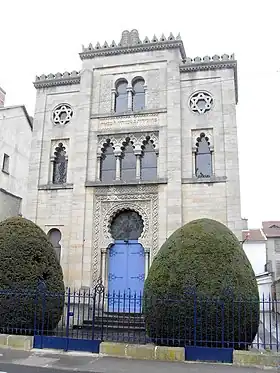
221,300,225,348
37,279,47,349
65,288,71,351
193,291,197,346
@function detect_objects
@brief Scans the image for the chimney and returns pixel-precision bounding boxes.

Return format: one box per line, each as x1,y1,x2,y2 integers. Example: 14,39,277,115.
0,86,6,107
242,218,248,230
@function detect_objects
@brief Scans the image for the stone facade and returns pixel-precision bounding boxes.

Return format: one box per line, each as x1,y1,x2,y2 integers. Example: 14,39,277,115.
27,29,242,289
0,104,33,220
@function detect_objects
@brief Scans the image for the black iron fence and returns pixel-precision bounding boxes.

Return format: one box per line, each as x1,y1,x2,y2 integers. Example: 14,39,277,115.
0,283,279,351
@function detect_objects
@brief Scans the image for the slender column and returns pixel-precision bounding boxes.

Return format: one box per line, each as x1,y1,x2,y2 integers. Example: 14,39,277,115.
114,149,122,181
96,154,102,181
143,84,148,109
144,249,150,279
49,157,55,183
134,148,142,180
192,147,197,177
155,150,159,179
127,86,133,111
101,248,107,286
111,88,116,112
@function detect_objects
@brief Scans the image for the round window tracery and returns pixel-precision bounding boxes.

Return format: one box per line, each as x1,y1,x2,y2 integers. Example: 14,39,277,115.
110,210,144,240
189,91,213,114
52,104,73,125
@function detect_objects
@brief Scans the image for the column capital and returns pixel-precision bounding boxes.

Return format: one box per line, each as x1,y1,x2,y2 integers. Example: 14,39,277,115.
101,247,108,254
134,149,142,157
113,148,122,157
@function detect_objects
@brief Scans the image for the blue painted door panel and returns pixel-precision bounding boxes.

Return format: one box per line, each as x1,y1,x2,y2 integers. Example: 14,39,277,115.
108,240,145,313
127,241,145,312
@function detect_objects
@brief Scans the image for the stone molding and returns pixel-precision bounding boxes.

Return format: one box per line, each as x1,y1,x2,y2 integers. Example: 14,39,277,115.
85,179,167,187
182,176,227,184
91,108,167,120
91,184,159,284
38,183,74,190
180,55,238,103
33,71,80,89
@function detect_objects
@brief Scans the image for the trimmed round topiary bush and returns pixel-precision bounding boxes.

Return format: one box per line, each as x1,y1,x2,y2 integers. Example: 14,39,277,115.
0,216,65,334
144,218,259,348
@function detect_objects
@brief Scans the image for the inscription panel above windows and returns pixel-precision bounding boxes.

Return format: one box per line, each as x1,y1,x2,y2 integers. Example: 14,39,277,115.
97,113,160,131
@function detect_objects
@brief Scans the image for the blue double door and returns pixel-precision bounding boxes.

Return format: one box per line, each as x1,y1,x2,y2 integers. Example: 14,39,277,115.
108,240,145,312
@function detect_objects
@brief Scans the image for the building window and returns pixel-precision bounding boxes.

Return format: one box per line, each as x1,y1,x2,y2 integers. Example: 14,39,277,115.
276,260,280,278
275,239,280,253
141,139,157,180
115,80,128,113
53,143,68,184
52,103,73,126
121,140,136,181
195,133,212,178
132,78,145,111
2,153,9,174
189,91,214,114
47,228,62,262
100,142,116,182
110,210,144,240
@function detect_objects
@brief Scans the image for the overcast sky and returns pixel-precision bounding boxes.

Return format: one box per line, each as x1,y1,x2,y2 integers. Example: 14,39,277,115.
1,0,279,228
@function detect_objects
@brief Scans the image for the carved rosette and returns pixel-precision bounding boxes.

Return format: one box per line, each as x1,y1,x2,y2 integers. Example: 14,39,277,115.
91,185,159,284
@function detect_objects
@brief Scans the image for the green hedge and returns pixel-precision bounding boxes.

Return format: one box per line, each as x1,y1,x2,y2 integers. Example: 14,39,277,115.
144,218,259,348
0,217,65,333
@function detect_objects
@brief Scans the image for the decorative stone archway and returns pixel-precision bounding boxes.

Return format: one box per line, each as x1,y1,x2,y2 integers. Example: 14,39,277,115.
91,185,159,287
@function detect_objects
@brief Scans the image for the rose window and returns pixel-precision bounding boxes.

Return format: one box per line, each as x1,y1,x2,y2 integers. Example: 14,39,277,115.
52,104,73,125
189,91,213,114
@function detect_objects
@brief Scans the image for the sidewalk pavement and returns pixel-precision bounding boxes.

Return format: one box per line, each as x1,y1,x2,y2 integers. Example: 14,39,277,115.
0,347,278,372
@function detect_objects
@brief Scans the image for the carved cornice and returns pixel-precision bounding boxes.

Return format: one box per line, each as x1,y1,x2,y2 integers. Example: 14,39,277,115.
80,40,186,60
33,71,81,89
80,30,185,60
180,55,238,104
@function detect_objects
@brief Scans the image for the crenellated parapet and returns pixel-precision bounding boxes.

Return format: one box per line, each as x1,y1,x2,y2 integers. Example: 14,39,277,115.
79,29,186,60
33,71,81,89
180,54,238,103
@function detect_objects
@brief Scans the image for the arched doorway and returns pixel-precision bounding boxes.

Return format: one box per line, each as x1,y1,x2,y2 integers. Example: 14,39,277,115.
108,210,145,312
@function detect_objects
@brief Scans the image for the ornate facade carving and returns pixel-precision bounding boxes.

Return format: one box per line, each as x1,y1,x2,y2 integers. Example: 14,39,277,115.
91,185,159,284
97,131,159,155
189,91,214,114
52,103,73,126
51,138,69,155
191,129,214,152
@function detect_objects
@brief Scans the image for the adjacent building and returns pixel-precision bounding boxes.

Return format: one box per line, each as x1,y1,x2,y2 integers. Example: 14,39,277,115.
242,226,272,303
262,221,280,281
27,29,242,292
0,88,33,220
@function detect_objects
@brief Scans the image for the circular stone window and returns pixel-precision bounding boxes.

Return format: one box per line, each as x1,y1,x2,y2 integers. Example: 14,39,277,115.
189,91,213,114
52,103,73,125
110,210,144,241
